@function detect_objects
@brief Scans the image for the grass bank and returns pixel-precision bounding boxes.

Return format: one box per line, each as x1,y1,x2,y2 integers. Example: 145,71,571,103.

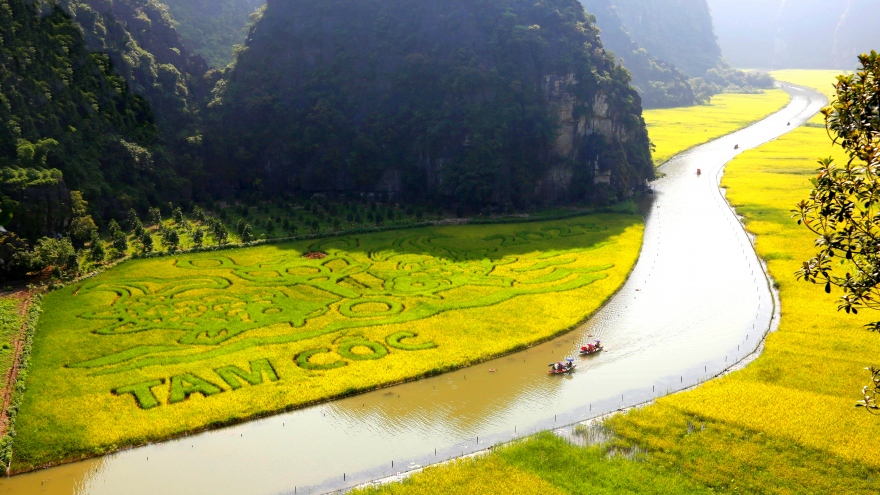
644,90,791,165
351,72,880,494
12,214,643,472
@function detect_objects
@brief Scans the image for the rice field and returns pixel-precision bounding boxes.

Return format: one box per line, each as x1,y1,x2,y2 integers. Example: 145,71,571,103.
643,90,791,165
11,214,643,471
348,71,880,493
0,296,22,386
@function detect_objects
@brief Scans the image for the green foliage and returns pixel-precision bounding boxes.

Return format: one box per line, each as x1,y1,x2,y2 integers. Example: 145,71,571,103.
140,232,154,253
601,0,722,77
214,358,278,390
34,237,75,269
580,0,695,108
386,331,437,351
0,0,168,213
168,373,222,403
60,218,617,374
209,0,653,210
795,53,880,328
0,295,40,474
90,235,106,262
161,0,263,68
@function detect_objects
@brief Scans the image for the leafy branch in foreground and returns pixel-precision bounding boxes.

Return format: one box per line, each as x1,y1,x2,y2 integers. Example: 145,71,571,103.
794,51,880,327
793,52,880,412
856,367,880,412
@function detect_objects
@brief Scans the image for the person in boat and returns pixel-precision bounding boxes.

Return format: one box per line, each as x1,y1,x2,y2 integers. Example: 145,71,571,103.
734,144,740,149
697,168,702,175
554,362,564,372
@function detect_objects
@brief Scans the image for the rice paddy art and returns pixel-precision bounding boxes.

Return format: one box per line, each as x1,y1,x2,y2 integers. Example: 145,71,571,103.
12,215,643,471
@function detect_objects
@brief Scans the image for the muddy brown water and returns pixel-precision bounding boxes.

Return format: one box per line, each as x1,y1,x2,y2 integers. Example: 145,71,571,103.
1,83,826,495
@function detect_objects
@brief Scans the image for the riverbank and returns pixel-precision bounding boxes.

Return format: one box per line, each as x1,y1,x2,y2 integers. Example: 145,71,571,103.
644,89,791,165
349,73,880,494
9,215,644,473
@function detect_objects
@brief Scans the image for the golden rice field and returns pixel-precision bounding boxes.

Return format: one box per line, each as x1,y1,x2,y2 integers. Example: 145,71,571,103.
12,215,643,471
643,90,791,165
353,71,880,494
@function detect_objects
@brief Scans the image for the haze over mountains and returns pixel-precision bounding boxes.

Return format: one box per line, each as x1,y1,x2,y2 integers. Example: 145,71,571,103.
708,0,880,69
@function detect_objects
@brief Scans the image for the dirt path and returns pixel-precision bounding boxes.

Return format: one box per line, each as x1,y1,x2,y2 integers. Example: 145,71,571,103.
0,291,33,438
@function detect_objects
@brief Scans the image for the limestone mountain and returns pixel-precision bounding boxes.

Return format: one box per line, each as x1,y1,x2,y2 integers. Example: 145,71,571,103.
58,0,213,137
607,0,723,77
580,0,695,107
0,0,174,223
207,0,654,210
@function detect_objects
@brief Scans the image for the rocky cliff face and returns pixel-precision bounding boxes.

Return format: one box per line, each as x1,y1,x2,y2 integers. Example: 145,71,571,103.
209,0,653,209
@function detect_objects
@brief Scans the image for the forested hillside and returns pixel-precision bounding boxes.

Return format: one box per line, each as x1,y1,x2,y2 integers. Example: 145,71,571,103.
709,0,880,70
0,0,172,224
163,0,263,67
58,0,213,140
580,0,695,107
608,0,722,77
207,0,654,210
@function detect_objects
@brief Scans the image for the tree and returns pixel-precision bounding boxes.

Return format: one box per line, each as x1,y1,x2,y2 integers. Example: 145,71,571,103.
108,220,121,236
241,224,253,243
794,52,880,412
173,207,184,224
140,233,154,253
162,229,181,252
127,209,141,232
35,237,75,269
66,253,80,276
69,192,97,245
149,207,162,227
795,52,880,328
112,231,129,255
90,234,105,262
192,227,205,248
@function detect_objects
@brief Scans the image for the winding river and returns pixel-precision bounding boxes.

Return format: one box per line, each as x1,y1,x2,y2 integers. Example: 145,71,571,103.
1,83,826,495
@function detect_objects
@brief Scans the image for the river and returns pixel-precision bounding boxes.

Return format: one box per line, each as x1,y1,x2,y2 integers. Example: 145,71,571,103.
0,83,826,495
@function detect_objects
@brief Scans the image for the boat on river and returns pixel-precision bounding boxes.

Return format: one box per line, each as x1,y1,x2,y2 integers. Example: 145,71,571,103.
548,358,576,374
579,340,603,356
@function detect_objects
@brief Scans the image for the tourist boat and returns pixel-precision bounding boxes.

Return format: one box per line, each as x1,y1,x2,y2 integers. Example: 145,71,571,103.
579,340,603,356
548,358,576,374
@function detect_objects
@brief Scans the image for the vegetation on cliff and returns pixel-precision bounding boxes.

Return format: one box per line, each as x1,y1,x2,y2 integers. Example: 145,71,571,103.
162,0,263,68
207,0,654,211
0,0,169,215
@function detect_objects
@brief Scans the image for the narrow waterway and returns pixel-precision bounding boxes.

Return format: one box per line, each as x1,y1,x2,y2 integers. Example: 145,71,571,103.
1,83,826,495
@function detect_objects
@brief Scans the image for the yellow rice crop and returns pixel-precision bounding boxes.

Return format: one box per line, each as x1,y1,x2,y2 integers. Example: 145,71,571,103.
12,215,643,471
352,455,563,495
644,90,791,165
341,71,880,493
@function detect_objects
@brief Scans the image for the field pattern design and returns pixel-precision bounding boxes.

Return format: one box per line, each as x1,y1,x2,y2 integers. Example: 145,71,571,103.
72,223,612,374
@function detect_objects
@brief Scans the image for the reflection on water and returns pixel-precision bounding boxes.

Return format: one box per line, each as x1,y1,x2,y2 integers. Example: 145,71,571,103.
0,83,826,495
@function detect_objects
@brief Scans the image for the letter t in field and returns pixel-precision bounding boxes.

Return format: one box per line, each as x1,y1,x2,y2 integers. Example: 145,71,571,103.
114,379,165,409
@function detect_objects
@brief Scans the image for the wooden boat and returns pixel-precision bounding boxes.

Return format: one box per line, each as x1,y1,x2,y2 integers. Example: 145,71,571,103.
548,359,576,374
579,341,603,356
